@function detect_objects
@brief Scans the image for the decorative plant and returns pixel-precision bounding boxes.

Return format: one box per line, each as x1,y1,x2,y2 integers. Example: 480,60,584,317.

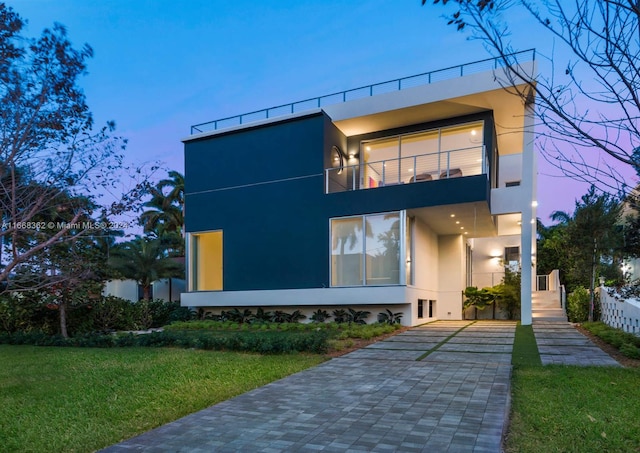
332,309,348,323
225,308,253,324
251,307,273,324
310,309,331,323
347,308,370,325
377,309,403,325
289,310,307,323
271,310,292,323
463,286,495,319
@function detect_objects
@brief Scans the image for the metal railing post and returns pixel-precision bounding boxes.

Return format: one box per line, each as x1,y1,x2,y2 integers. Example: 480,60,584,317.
413,156,417,182
352,166,356,190
325,169,329,194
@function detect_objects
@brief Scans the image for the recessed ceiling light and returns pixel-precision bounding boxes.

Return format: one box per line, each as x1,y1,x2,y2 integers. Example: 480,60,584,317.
456,221,460,224
471,130,477,136
450,214,455,218
460,227,464,230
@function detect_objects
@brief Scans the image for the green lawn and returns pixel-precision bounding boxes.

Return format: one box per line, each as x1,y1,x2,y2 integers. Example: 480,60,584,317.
506,323,640,452
0,345,325,453
4,325,640,453
505,366,640,452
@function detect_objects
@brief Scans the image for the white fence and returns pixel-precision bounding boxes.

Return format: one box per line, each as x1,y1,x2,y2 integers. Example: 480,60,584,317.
599,288,640,335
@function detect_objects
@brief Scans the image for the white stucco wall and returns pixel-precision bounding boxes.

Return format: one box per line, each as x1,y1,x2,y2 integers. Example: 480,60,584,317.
103,280,138,302
599,289,640,336
438,234,464,320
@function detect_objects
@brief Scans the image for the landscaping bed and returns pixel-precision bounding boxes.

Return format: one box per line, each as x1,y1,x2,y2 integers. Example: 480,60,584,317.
575,323,640,368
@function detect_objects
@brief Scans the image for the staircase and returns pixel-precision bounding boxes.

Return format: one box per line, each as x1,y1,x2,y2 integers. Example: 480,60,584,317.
532,290,567,322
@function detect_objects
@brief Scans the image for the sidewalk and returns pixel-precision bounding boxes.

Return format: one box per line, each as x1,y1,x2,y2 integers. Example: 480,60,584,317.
102,321,515,453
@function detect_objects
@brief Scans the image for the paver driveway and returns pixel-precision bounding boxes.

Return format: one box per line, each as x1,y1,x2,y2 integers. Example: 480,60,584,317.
102,321,516,452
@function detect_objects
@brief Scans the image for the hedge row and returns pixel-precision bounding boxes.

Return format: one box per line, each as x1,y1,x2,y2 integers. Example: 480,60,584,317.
0,329,331,354
582,322,640,359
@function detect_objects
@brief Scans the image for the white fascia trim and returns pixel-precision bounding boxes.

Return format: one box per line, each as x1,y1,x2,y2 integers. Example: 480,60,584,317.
323,63,536,122
181,286,410,308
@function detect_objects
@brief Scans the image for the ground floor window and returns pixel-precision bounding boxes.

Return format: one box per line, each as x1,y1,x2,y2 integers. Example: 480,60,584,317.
331,211,403,286
189,230,223,291
418,299,436,318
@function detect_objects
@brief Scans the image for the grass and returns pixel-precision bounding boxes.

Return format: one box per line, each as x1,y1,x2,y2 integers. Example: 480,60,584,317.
506,322,640,452
511,323,542,367
505,366,640,452
0,345,325,453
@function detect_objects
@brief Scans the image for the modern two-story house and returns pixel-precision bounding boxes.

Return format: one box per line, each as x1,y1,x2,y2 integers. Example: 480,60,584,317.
181,53,538,326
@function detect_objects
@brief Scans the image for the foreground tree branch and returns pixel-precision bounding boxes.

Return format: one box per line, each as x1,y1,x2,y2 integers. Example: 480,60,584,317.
425,0,640,192
0,4,149,296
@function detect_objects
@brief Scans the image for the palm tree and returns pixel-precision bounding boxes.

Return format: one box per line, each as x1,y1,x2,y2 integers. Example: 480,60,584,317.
109,236,184,300
140,171,184,256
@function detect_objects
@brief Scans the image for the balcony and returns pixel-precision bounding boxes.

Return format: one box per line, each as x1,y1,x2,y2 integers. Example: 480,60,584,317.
325,146,487,193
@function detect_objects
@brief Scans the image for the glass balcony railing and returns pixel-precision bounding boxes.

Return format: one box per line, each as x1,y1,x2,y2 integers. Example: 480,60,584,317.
325,146,487,194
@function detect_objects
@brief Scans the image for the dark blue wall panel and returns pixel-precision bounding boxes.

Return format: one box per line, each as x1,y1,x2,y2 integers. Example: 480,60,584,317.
185,111,492,291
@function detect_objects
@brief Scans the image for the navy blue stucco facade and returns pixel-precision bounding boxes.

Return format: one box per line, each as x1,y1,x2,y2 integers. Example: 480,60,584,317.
184,111,492,292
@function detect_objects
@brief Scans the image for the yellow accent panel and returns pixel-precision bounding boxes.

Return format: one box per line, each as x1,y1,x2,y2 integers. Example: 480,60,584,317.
195,231,222,291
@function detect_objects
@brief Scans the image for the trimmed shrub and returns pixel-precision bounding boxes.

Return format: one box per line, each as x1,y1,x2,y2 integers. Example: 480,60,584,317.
567,286,590,322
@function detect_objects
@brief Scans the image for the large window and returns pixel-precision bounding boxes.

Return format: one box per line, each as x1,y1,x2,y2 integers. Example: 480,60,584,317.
189,231,223,291
331,212,403,286
361,121,485,188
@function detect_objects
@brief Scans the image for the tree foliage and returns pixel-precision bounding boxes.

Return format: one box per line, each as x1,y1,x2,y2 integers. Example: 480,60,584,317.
425,0,640,192
0,4,146,291
139,170,184,256
108,236,184,301
537,186,625,298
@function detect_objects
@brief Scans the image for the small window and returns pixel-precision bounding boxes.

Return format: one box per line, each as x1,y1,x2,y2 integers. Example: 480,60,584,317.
418,299,424,318
190,231,223,291
429,300,436,318
505,246,520,272
505,181,521,187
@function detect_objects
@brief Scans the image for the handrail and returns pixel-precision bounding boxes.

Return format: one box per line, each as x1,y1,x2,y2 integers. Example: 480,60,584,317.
325,146,485,193
191,49,536,135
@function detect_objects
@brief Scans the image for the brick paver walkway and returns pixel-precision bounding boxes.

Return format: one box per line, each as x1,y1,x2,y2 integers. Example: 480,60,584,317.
102,320,621,452
102,321,515,452
533,321,620,366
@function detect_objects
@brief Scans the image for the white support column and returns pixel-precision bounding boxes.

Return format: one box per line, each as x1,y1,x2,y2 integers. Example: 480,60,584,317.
520,99,537,326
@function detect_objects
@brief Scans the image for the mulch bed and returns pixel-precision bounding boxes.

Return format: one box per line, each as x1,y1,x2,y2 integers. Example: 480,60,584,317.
574,324,640,368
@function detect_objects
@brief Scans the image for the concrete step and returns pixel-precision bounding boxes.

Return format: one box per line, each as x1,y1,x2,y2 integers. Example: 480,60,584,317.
533,308,566,316
533,316,568,322
532,300,562,309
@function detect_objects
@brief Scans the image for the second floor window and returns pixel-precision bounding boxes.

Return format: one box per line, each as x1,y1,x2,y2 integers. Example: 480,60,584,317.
361,121,485,188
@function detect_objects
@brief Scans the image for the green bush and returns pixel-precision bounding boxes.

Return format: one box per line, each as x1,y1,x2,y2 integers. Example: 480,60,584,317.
620,342,640,359
0,328,331,354
567,286,590,322
582,322,640,358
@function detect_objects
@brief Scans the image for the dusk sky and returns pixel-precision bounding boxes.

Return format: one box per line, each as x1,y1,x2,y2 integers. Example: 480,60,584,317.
5,0,634,224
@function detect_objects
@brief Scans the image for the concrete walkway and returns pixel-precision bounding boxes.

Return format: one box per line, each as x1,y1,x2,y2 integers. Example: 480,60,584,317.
101,320,620,452
102,321,515,453
533,321,620,366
